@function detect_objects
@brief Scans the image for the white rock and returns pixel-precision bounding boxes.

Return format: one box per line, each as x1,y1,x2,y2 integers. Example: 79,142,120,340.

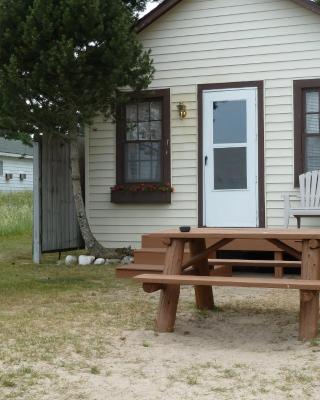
65,255,78,266
105,258,121,265
121,256,134,265
94,258,105,265
78,255,95,265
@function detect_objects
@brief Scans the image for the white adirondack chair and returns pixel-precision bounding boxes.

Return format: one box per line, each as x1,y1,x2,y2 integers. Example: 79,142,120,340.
284,170,320,228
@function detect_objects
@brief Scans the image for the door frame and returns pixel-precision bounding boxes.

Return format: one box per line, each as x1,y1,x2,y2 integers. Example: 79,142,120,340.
197,81,265,228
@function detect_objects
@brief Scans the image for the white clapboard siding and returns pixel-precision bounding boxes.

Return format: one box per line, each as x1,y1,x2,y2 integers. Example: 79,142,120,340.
0,156,33,192
86,0,320,247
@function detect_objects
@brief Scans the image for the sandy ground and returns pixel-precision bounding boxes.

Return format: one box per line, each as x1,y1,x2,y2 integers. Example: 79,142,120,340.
10,282,319,400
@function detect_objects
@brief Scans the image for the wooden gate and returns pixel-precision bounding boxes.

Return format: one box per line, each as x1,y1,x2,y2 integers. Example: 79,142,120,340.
33,135,84,262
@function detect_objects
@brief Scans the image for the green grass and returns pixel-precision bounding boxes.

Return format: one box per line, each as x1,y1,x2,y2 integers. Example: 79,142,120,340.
0,212,155,398
0,191,32,236
0,238,155,398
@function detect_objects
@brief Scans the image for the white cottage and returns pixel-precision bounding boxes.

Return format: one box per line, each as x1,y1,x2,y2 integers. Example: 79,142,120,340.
85,0,320,249
0,138,33,192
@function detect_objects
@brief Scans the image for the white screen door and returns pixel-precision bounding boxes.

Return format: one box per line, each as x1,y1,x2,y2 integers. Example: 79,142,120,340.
203,87,259,227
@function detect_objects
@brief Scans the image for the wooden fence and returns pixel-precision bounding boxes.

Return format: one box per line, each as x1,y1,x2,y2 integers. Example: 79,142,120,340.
33,135,84,262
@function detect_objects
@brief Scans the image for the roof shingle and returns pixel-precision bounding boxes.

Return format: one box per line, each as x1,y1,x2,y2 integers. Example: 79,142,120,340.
0,137,33,157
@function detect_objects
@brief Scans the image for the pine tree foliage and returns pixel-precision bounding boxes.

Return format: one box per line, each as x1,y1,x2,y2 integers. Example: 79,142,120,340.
0,0,154,140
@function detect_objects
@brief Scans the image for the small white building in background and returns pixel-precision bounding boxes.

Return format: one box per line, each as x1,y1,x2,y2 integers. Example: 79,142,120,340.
0,137,33,192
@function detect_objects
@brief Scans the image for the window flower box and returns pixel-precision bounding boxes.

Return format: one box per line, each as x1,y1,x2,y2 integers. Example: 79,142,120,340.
110,183,173,204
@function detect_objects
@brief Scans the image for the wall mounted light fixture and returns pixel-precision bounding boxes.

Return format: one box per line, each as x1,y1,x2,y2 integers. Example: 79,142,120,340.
177,102,187,119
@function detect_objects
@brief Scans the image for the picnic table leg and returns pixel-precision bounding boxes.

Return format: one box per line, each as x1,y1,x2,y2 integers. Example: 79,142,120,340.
189,239,214,310
299,239,320,341
155,238,185,332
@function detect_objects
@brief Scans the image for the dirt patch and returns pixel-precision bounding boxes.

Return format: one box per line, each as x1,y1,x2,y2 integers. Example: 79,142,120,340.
1,279,320,400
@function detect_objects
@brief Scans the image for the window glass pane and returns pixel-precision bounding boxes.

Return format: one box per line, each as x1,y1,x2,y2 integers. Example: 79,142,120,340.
306,114,320,134
0,160,3,176
139,142,160,161
151,142,160,160
140,161,152,180
125,143,140,182
213,100,247,144
140,143,153,161
126,143,139,160
138,102,149,122
126,104,137,122
139,159,160,182
152,161,161,181
125,143,161,182
150,121,162,140
126,122,138,140
138,122,151,140
126,161,139,182
306,91,319,113
214,147,247,190
150,101,162,120
305,136,320,171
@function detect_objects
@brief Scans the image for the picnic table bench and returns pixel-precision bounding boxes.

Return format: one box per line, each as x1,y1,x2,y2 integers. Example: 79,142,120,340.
117,228,320,341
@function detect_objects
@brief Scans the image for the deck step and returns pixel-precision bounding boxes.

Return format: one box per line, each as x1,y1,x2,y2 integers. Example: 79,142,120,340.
134,247,191,265
134,274,320,290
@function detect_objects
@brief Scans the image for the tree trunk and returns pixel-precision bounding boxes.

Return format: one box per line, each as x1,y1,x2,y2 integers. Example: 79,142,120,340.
69,135,130,259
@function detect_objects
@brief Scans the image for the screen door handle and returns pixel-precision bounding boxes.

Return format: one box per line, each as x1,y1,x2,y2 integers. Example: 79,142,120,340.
204,155,208,166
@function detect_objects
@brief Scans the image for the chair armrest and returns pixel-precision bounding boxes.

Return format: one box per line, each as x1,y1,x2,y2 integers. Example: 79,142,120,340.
282,193,300,207
282,193,300,200
283,193,301,227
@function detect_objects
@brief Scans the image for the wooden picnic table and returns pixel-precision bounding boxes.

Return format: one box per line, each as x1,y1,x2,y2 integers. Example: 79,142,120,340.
137,228,320,341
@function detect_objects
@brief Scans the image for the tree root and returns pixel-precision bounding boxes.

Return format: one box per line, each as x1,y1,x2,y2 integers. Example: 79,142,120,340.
87,243,133,259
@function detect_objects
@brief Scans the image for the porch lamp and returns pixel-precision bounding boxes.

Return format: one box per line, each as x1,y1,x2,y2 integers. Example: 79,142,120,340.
177,102,187,119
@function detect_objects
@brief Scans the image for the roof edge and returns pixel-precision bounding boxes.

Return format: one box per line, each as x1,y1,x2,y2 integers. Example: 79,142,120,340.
136,0,183,33
136,0,320,33
291,0,320,15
